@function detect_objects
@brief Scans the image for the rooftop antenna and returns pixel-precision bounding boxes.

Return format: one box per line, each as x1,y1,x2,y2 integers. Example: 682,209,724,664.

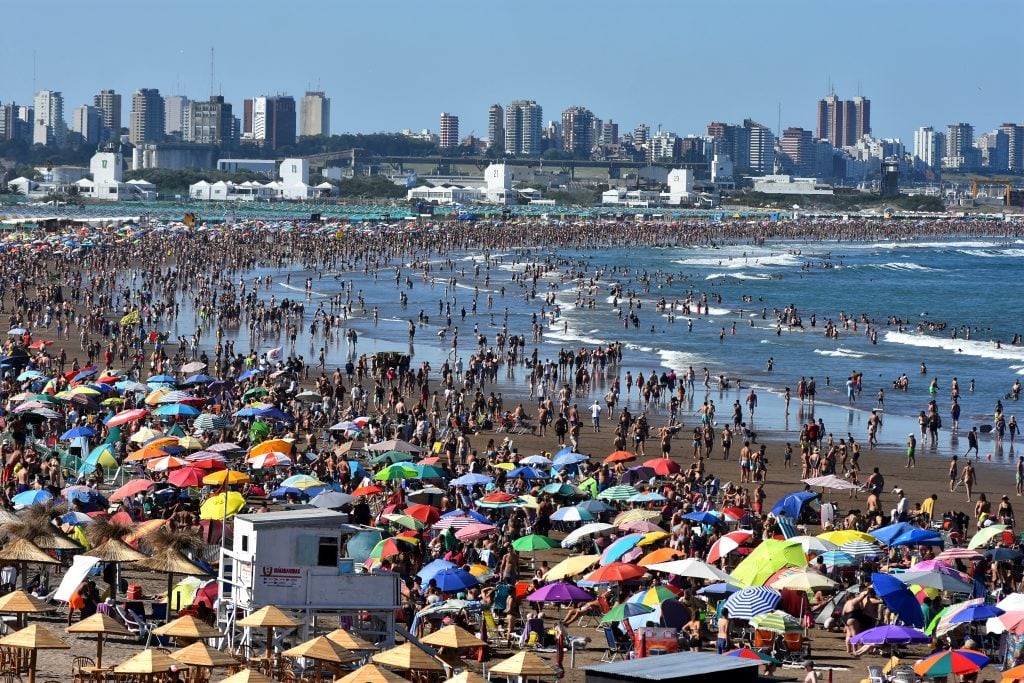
209,46,215,97
32,50,36,94
777,102,782,138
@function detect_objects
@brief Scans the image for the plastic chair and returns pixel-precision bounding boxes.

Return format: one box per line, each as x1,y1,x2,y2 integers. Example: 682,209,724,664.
601,626,631,662
578,594,611,629
752,629,774,651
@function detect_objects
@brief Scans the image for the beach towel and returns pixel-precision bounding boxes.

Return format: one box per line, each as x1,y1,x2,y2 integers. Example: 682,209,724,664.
776,515,798,539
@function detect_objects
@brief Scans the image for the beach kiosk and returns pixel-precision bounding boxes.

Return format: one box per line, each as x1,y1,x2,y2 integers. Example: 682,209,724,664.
218,509,400,651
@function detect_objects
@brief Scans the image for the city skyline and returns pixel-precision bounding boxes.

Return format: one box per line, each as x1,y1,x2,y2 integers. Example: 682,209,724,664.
1,0,1021,146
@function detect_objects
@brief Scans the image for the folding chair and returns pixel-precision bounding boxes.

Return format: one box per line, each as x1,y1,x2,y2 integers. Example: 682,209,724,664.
601,626,631,662
518,618,544,649
578,594,611,629
780,631,810,663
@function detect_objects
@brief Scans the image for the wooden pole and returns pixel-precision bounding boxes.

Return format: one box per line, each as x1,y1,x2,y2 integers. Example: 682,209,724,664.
27,648,36,683
97,633,104,668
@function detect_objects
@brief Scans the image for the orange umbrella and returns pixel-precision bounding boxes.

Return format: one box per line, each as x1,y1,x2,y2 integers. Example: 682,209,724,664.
638,547,684,567
604,450,636,464
125,446,174,462
142,436,180,450
248,439,294,457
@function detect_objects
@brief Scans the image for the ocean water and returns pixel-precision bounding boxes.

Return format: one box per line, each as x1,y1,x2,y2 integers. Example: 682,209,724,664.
180,236,1024,468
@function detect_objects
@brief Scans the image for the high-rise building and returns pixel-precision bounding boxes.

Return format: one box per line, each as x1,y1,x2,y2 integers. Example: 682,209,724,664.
186,96,234,146
561,106,595,157
487,104,504,150
439,113,460,148
3,105,33,143
944,123,975,170
504,100,543,155
244,96,296,150
71,105,101,145
130,89,165,145
745,119,775,174
976,130,1009,170
816,94,869,148
33,90,66,146
647,131,680,162
913,126,944,170
299,91,330,137
600,120,619,146
164,96,189,140
852,96,871,142
706,122,748,170
93,89,122,137
780,127,816,176
1001,123,1024,172
633,123,650,146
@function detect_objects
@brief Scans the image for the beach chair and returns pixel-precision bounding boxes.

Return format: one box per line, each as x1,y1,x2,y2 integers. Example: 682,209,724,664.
117,606,154,645
752,629,774,652
578,594,611,629
601,626,631,662
776,515,798,539
868,664,887,683
780,632,811,663
518,617,545,649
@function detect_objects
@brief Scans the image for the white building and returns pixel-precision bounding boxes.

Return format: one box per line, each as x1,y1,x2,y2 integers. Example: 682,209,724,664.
663,168,695,205
187,157,334,202
913,126,944,170
601,188,662,206
33,90,66,147
74,150,157,201
406,164,521,205
299,91,330,137
752,174,834,195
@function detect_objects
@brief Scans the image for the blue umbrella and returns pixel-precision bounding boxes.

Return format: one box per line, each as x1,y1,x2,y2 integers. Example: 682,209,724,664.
417,558,457,583
12,490,53,507
347,530,383,564
577,500,615,514
600,533,645,565
256,407,294,421
948,604,1004,625
871,572,924,627
820,551,857,568
147,374,178,384
870,522,915,546
451,473,493,487
628,491,667,503
722,586,782,620
508,466,546,480
61,426,97,440
154,403,200,418
60,511,94,526
552,451,589,466
238,368,262,381
683,511,723,525
441,509,490,524
890,528,944,548
72,367,99,382
551,506,595,522
770,491,819,519
184,374,217,385
698,582,742,596
269,486,309,498
433,567,480,592
233,407,261,417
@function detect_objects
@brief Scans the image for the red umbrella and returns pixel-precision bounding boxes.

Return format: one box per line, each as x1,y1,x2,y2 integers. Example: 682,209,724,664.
643,458,680,476
404,504,441,525
167,467,207,488
604,450,636,464
417,456,441,465
106,408,148,427
109,511,134,526
352,485,384,497
708,529,755,563
28,340,52,350
480,492,516,503
583,562,647,583
108,479,156,502
721,506,751,523
186,458,226,471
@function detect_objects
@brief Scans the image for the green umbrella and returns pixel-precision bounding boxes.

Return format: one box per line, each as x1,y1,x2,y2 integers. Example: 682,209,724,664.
967,525,1008,549
597,484,639,501
750,609,802,634
415,464,447,479
242,387,269,401
374,464,419,481
601,602,654,623
383,514,425,531
731,539,807,587
368,450,414,466
511,534,560,552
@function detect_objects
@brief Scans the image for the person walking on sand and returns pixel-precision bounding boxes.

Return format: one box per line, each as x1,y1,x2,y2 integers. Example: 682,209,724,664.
949,455,959,493
906,433,916,468
966,427,979,458
961,459,977,502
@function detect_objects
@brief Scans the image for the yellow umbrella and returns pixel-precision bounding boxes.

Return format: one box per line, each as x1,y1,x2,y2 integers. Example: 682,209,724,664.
493,463,515,471
817,529,875,545
543,554,600,581
177,436,205,451
638,531,670,547
129,427,164,443
200,491,247,521
202,470,251,486
613,509,661,526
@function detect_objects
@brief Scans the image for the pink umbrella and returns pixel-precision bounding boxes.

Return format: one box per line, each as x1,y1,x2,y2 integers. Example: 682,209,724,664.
619,520,663,533
167,467,207,488
455,523,498,542
147,455,187,472
106,408,148,427
935,548,984,562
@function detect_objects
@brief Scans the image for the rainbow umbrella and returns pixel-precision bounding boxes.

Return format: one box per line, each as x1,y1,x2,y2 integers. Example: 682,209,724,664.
627,586,680,607
913,649,989,677
368,537,418,560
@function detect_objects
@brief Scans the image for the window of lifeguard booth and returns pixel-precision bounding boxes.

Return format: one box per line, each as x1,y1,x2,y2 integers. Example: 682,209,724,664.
295,535,340,567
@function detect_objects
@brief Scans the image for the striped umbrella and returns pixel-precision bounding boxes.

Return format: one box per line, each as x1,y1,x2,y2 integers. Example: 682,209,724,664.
598,484,640,501
147,455,187,472
186,451,226,464
819,551,857,569
750,609,801,634
157,390,195,404
707,529,755,564
194,413,231,430
550,506,594,523
432,515,479,530
248,452,293,469
722,586,782,620
913,649,989,677
935,547,984,562
840,540,883,559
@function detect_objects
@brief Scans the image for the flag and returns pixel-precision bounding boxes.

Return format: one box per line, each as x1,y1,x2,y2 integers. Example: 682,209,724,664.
266,347,283,363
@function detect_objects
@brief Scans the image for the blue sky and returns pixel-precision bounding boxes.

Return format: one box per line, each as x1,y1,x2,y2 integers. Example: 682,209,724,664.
3,0,1022,144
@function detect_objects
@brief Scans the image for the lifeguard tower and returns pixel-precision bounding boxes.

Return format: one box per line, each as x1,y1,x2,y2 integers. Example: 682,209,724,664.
218,509,401,651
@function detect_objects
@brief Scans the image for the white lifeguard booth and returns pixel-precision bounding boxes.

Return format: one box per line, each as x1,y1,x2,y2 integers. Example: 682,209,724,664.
218,509,401,650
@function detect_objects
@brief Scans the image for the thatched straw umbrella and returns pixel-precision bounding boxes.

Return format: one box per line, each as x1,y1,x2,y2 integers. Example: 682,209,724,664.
420,625,486,650
283,635,359,681
445,671,490,683
488,651,558,681
154,614,223,641
0,623,69,683
65,612,129,668
0,538,60,590
83,537,148,602
172,640,240,681
0,589,57,629
371,642,445,673
336,663,411,683
325,627,378,652
236,605,298,663
217,668,274,683
134,548,210,614
113,648,178,682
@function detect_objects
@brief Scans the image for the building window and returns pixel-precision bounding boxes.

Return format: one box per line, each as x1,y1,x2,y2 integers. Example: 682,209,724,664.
318,536,339,567
241,535,249,552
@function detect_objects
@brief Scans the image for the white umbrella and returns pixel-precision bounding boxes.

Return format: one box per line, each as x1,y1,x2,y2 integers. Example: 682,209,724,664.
645,557,735,582
802,474,863,490
561,522,616,548
791,535,839,555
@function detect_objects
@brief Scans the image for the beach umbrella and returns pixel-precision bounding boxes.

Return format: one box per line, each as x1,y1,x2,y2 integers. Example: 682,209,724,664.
450,473,493,487
968,524,1009,549
707,529,755,563
773,569,839,592
839,540,883,559
433,568,480,592
417,559,457,583
1001,663,1024,683
66,612,129,667
84,538,148,600
870,522,915,546
154,614,223,640
519,454,553,466
525,582,594,604
0,539,60,589
601,602,654,623
560,522,615,549
421,624,487,649
115,648,178,679
202,470,251,486
637,547,684,567
237,606,299,661
372,642,444,672
750,609,801,634
61,425,97,440
105,408,148,427
147,455,188,472
628,491,667,503
543,554,600,582
819,551,857,569
628,586,680,607
247,452,293,469
935,548,984,562
724,647,781,664
802,474,863,491
200,491,246,520
817,529,875,545
642,457,680,476
900,567,975,594
599,533,645,565
682,511,724,525
374,464,419,481
168,467,207,488
849,624,930,646
0,590,57,631
604,450,636,464
612,509,662,526
791,535,839,555
698,583,742,597
368,449,415,466
454,523,498,542
890,528,944,548
136,549,210,619
770,491,818,519
583,562,646,584
0,624,69,683
366,439,426,454
576,499,614,514
310,491,357,509
913,649,989,677
646,557,733,582
11,490,54,508
549,506,593,524
489,651,557,678
512,534,560,553
988,548,1024,562
284,635,360,675
871,572,924,627
722,586,782,620
597,484,639,501
325,628,378,652
194,413,231,431
948,603,1004,625
108,478,156,502
336,664,409,683
731,539,807,587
